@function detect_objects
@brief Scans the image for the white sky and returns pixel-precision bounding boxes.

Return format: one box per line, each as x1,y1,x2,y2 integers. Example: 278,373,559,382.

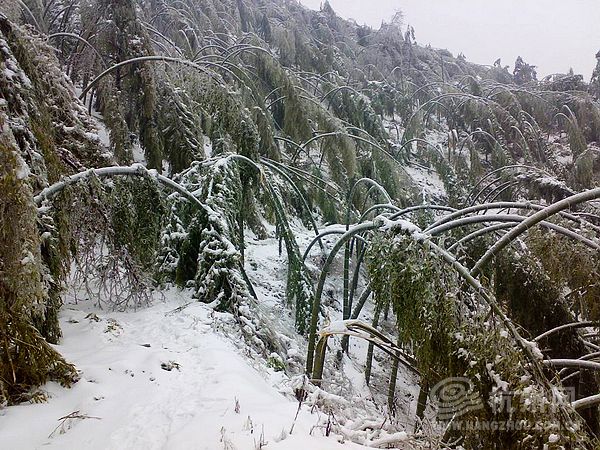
299,0,600,79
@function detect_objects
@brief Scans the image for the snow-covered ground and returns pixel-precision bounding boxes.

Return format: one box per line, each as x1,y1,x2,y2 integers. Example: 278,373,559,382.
1,220,422,449
1,155,440,449
0,287,370,449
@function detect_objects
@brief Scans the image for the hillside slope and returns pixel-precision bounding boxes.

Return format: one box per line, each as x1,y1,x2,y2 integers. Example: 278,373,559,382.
3,0,600,448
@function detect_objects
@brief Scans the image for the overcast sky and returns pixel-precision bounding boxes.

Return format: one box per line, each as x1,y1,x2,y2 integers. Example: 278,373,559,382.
299,0,600,79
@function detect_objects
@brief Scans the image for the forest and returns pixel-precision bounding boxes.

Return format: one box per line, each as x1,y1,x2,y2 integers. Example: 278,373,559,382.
2,0,600,448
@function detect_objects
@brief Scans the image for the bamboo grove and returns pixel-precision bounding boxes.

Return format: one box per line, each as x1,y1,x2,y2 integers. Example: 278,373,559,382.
3,0,600,447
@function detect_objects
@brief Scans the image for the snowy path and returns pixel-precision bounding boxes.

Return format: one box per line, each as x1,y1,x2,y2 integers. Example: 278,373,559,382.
0,289,366,449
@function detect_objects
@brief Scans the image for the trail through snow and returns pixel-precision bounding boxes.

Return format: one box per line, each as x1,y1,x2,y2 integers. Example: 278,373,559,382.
0,198,427,449
0,288,366,449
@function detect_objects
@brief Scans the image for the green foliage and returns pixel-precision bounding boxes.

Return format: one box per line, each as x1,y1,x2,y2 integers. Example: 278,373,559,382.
573,148,595,189
51,174,164,311
528,228,600,322
156,85,205,174
312,169,341,224
256,54,313,143
95,76,133,164
157,158,293,362
0,16,107,178
368,234,458,378
316,119,357,188
0,16,108,403
110,177,166,271
263,172,314,334
495,252,569,338
160,157,314,333
37,191,73,344
565,116,587,161
86,0,163,168
164,161,246,308
451,316,589,449
267,354,286,372
513,56,537,85
197,78,260,160
368,231,591,448
0,119,78,405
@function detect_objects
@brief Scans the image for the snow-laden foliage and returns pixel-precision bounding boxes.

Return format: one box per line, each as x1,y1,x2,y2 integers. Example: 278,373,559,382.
160,160,249,307
0,89,78,406
156,158,296,364
368,232,590,448
6,0,600,447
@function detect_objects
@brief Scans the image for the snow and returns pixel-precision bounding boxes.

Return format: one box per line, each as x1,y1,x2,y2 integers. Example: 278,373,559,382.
204,138,213,158
403,164,446,201
132,142,146,163
523,339,545,360
379,218,421,234
14,152,31,180
369,431,408,447
1,204,422,449
0,288,367,450
378,217,428,242
536,176,567,189
3,67,17,79
20,251,34,266
86,102,110,148
1,217,406,449
325,321,349,334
